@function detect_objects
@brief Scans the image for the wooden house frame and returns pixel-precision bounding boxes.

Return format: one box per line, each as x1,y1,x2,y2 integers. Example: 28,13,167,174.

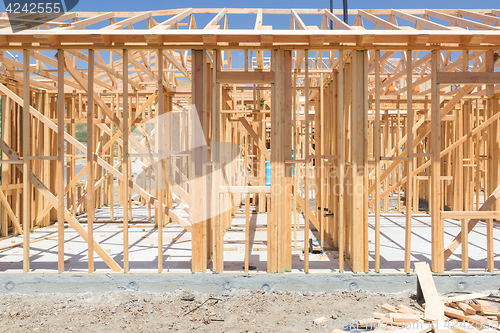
0,8,498,274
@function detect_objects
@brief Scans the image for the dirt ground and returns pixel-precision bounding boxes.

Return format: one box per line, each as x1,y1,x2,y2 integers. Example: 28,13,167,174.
0,289,419,332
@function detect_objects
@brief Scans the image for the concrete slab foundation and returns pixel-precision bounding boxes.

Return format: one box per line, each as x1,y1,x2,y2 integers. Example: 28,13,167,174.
0,206,497,274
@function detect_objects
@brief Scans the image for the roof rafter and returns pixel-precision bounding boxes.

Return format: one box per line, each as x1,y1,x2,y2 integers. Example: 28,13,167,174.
102,11,152,30
425,9,500,30
61,12,114,30
291,9,307,30
204,8,227,29
151,8,193,31
323,9,352,30
358,10,402,30
391,9,452,30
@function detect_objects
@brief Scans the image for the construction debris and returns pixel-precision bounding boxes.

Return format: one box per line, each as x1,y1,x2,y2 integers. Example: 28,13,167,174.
357,262,500,331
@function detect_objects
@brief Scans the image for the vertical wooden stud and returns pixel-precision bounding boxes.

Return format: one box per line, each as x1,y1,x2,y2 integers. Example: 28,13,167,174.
430,50,443,273
123,50,129,273
304,50,310,273
486,218,493,272
57,50,65,273
87,50,95,273
405,49,413,274
245,193,250,273
374,50,381,273
22,49,30,273
337,50,345,273
157,49,164,273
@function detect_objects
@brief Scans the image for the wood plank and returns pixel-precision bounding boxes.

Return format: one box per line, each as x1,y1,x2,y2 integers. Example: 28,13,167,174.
374,50,381,273
457,302,476,315
405,49,413,274
397,304,420,315
219,186,270,193
414,261,445,321
358,10,402,30
283,50,293,272
87,50,95,273
391,9,451,30
123,50,129,273
458,9,500,26
350,50,367,273
291,9,307,30
443,306,484,325
337,51,345,273
151,8,193,30
441,211,500,219
437,72,500,85
324,9,352,30
391,313,421,322
430,51,443,273
461,218,468,272
444,293,488,303
426,9,499,31
245,194,249,273
57,50,65,273
381,303,398,313
487,218,493,272
62,13,114,30
473,299,497,312
217,71,275,84
304,50,310,273
363,51,369,272
22,49,30,273
204,8,227,29
157,48,163,273
103,12,151,30
1,95,11,237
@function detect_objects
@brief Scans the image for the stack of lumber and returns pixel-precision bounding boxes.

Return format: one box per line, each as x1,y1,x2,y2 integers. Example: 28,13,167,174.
351,262,500,332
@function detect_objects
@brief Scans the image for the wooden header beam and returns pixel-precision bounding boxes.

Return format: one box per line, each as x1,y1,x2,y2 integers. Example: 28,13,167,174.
436,72,500,84
0,8,498,49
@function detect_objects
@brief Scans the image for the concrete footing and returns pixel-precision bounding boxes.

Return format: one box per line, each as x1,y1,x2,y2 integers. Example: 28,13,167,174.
0,273,497,295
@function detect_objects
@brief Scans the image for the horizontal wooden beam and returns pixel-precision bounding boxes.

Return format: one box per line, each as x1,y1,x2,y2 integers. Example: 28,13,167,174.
219,186,270,193
217,71,274,84
436,72,500,84
441,211,500,220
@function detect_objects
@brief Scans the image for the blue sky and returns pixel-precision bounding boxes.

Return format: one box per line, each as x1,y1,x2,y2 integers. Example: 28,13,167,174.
68,0,498,12
4,1,499,69
3,1,499,30
57,0,500,31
